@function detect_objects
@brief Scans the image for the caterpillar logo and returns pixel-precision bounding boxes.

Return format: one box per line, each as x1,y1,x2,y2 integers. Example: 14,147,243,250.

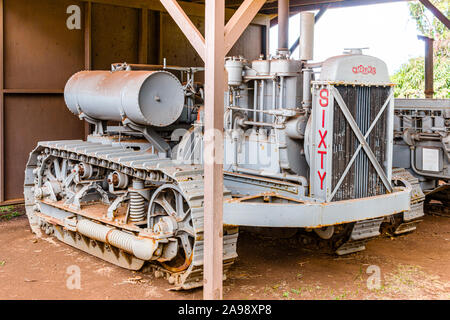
352,65,376,75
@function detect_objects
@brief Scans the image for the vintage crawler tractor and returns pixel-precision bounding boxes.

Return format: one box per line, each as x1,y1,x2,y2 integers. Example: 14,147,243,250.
24,12,422,289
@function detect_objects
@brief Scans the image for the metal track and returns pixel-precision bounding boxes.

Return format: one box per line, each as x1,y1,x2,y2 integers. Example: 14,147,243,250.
333,217,384,255
384,168,425,235
24,140,239,290
425,183,450,217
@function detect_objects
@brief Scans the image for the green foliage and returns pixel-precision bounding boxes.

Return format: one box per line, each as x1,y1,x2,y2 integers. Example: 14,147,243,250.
392,55,449,98
408,1,449,41
391,0,449,98
0,205,24,221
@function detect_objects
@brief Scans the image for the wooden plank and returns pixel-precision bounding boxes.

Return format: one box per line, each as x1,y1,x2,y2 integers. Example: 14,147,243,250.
0,0,4,203
203,0,225,300
74,0,269,25
84,1,92,138
0,198,24,206
85,1,92,70
158,11,163,64
139,8,149,64
160,0,205,62
3,89,64,94
224,0,266,55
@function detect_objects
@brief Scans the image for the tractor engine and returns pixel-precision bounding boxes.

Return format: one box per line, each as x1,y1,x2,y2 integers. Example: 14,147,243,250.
219,51,395,204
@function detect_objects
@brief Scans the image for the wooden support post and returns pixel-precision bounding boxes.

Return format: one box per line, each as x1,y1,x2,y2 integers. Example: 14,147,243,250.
84,1,92,70
158,0,263,300
0,0,4,203
139,8,149,64
203,0,225,300
84,1,92,138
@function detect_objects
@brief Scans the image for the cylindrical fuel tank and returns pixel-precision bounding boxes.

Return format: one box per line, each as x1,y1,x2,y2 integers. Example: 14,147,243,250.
64,70,185,127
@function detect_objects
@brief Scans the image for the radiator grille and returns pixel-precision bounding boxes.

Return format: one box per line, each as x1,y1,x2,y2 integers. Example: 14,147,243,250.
331,85,390,201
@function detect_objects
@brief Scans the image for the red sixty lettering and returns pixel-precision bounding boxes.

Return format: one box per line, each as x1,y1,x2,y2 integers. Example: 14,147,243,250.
319,89,328,107
318,150,327,169
317,171,326,190
318,130,327,149
322,109,326,128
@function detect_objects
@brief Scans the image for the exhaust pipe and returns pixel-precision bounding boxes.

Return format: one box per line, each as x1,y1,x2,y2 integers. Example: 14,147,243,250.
299,12,315,61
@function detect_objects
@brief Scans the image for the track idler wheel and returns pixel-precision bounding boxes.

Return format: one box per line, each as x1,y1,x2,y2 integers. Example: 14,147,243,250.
148,184,195,273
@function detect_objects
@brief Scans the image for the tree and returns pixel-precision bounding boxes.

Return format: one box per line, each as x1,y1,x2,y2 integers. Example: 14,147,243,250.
391,0,449,99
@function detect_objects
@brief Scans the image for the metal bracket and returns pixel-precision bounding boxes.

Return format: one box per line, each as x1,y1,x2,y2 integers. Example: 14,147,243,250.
122,118,170,156
65,181,110,210
79,112,106,135
330,87,393,198
106,192,130,221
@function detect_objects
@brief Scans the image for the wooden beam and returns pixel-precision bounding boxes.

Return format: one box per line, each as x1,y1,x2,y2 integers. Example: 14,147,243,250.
75,0,268,25
0,0,4,203
139,8,149,63
158,12,163,64
84,1,92,139
84,1,92,70
419,0,450,29
159,0,206,62
3,89,64,94
203,0,225,300
0,198,24,206
224,0,266,55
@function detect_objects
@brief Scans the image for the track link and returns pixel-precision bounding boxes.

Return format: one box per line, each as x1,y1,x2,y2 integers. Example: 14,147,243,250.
386,168,425,235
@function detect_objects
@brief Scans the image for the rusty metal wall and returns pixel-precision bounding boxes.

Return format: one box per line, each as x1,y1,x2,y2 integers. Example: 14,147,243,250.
91,3,139,70
1,0,87,203
0,0,268,204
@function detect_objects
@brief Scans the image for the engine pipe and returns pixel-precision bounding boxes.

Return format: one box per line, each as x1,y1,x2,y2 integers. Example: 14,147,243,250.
278,0,289,51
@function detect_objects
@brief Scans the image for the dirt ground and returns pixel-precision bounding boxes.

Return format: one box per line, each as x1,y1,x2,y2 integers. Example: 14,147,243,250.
0,210,449,300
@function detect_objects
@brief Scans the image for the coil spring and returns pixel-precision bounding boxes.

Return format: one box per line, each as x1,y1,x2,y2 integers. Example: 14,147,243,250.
107,230,134,253
129,179,146,222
